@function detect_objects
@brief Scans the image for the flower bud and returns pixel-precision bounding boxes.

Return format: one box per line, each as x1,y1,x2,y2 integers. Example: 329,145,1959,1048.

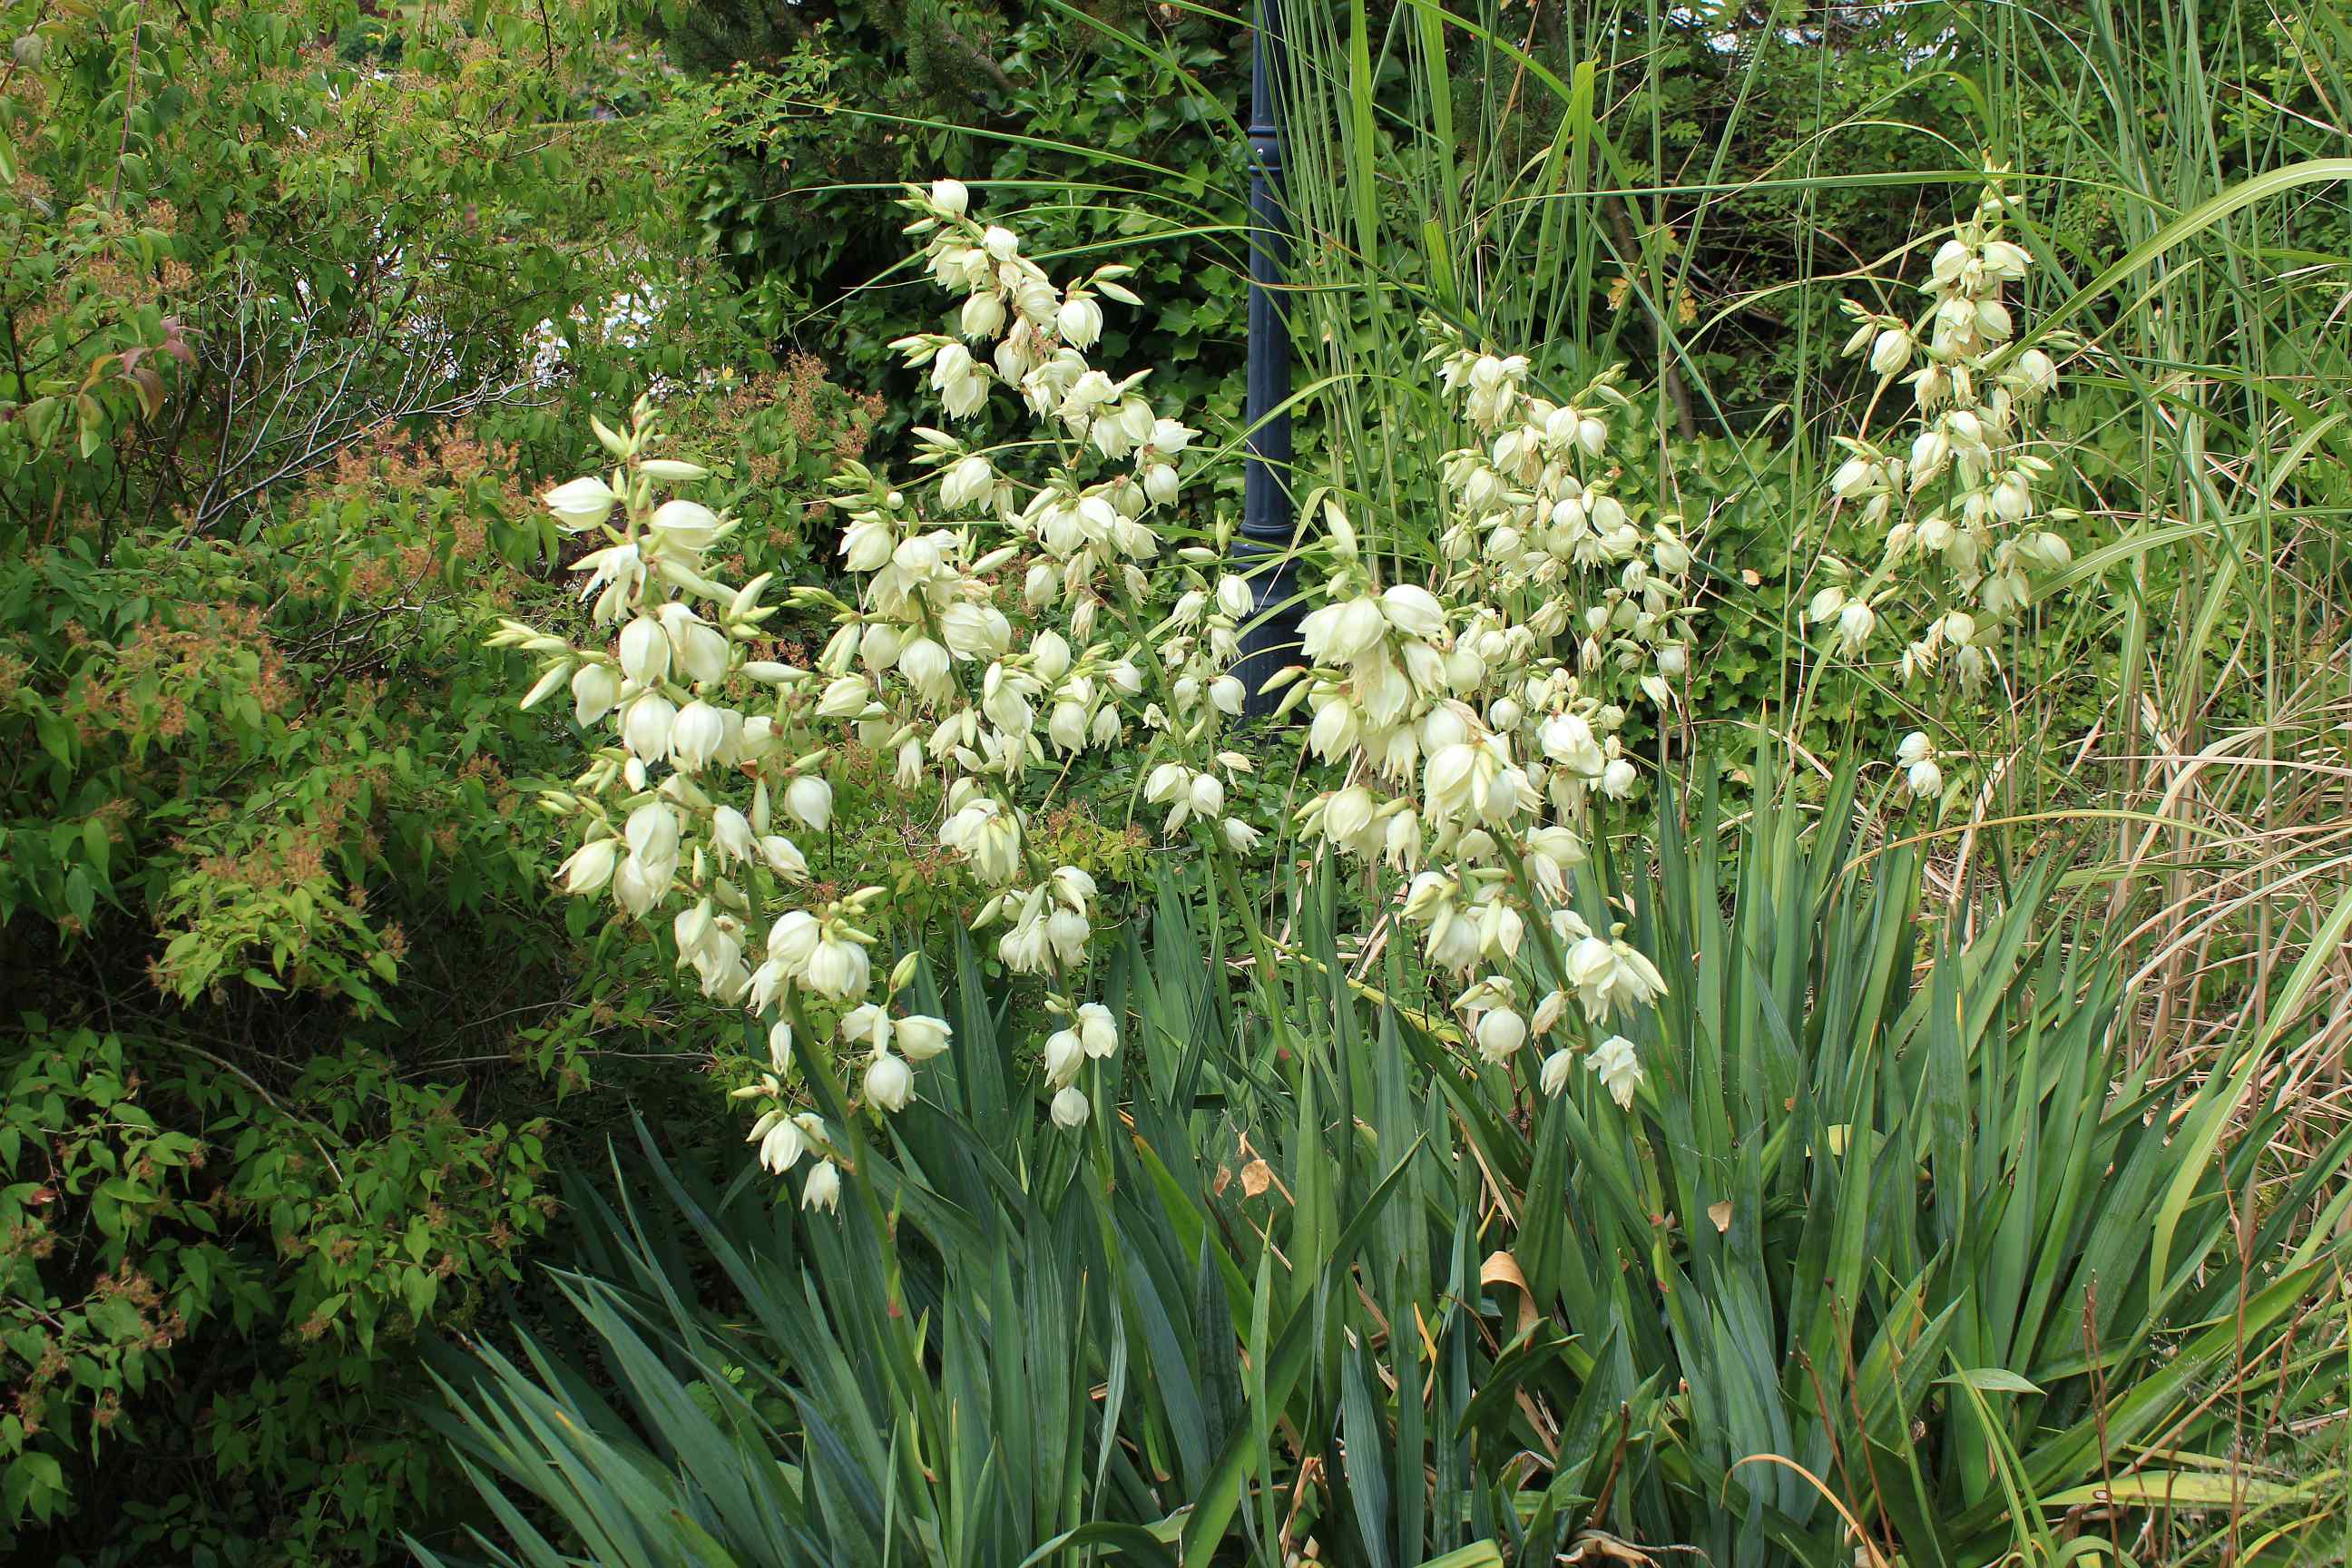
572,663,622,726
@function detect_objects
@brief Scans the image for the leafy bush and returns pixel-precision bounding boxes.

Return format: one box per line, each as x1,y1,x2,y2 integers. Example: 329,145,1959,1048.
1,1025,556,1553
0,431,600,1558
0,3,885,1556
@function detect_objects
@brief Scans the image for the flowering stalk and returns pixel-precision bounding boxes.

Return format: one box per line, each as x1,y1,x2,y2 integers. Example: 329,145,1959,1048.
1813,160,2085,800
1259,318,1707,1105
493,181,1276,1192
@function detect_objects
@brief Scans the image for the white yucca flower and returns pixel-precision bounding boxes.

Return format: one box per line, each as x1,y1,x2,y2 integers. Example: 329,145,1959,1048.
1584,1034,1642,1110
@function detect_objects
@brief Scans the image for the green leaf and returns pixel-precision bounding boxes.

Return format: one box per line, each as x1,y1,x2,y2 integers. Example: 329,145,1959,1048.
1936,1367,2043,1397
2043,1473,2306,1508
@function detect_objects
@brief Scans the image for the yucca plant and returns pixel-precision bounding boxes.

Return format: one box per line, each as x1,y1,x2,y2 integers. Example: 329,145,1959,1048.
1411,760,2352,1565
412,882,1614,1568
416,760,2352,1567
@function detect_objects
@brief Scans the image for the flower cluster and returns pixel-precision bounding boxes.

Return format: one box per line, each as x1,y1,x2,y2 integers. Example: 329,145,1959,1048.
492,181,1267,1195
1269,329,1699,1107
1813,162,2086,797
496,181,1693,1207
1427,349,1698,710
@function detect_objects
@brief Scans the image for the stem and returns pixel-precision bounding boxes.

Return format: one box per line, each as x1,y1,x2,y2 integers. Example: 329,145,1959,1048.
107,1,149,206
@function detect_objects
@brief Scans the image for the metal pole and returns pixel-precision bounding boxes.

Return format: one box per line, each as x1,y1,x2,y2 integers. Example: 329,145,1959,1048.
1233,0,1298,717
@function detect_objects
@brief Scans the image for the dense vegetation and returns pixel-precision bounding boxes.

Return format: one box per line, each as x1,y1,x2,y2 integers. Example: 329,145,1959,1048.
1,2,2345,1565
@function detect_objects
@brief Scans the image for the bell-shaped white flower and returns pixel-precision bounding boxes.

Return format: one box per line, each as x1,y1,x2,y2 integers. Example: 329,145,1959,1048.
710,806,757,865
786,775,834,832
752,1112,806,1175
1539,1048,1575,1096
959,291,1005,340
622,693,677,763
1056,294,1103,349
672,619,732,686
896,1014,953,1061
941,454,995,509
544,475,618,529
619,616,671,684
1379,583,1446,639
1585,1034,1642,1110
1076,1003,1118,1058
768,909,821,971
670,701,727,771
1870,327,1911,377
650,499,724,553
806,926,872,1000
760,836,810,881
817,676,870,720
1043,1026,1083,1087
1474,1006,1527,1064
558,838,618,895
1188,771,1226,818
572,663,622,726
941,797,1021,884
1835,598,1877,655
864,1051,914,1113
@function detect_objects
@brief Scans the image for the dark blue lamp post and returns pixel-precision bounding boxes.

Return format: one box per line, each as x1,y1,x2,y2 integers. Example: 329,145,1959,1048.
1231,0,1299,716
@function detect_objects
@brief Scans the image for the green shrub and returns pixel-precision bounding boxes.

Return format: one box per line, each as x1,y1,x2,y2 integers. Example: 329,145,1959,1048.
0,2,898,1553
1,1025,556,1555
